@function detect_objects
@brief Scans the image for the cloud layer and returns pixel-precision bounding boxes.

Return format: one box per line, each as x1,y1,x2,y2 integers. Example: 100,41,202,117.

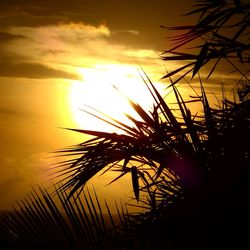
0,20,164,81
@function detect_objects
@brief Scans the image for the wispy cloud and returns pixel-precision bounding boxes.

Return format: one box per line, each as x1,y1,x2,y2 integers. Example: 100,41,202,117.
0,62,79,79
0,31,26,43
0,22,163,80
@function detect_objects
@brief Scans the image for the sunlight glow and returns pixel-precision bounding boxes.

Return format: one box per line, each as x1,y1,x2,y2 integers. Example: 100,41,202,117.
69,64,164,132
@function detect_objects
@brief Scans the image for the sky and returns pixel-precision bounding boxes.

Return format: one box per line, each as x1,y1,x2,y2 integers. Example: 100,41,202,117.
0,0,209,210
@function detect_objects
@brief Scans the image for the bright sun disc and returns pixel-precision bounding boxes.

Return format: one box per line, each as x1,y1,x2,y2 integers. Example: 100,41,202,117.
69,64,164,133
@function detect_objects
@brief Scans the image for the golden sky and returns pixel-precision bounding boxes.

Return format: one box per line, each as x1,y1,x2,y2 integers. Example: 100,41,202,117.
0,0,201,210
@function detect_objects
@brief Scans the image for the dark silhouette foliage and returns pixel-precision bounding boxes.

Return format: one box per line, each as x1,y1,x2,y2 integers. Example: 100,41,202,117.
0,1,250,249
161,0,250,82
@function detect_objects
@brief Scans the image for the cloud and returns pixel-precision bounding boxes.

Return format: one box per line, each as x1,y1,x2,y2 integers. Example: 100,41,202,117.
0,107,34,119
0,62,79,79
48,22,111,43
0,0,190,51
3,22,161,72
0,31,26,43
42,49,68,55
107,29,144,49
0,28,79,80
0,0,109,30
0,18,169,92
6,22,112,55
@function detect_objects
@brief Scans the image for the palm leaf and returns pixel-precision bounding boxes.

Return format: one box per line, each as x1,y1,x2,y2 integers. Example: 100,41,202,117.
131,166,140,202
0,185,130,250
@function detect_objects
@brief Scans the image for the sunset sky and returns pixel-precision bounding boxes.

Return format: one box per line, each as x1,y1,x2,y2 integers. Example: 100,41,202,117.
0,0,210,210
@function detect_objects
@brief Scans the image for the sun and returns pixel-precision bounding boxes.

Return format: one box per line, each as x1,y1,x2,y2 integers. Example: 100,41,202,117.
69,64,164,133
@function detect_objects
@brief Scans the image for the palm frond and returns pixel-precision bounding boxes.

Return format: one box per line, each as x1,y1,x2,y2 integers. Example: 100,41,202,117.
0,185,130,250
161,0,250,82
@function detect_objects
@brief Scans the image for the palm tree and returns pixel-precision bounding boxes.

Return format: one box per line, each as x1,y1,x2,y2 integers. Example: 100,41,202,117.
49,0,250,248
50,0,250,202
51,73,249,249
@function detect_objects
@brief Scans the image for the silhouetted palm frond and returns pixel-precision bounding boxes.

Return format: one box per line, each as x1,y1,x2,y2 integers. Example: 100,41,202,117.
0,185,131,250
161,0,250,81
52,73,213,205
120,79,250,250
